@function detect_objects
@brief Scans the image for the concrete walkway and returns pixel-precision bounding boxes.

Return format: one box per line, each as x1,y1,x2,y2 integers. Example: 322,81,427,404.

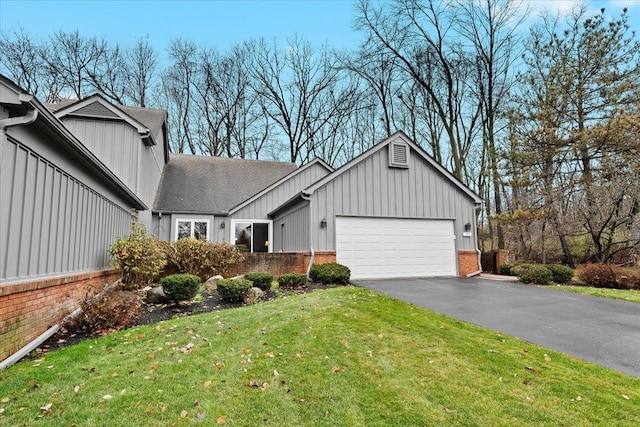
353,276,640,378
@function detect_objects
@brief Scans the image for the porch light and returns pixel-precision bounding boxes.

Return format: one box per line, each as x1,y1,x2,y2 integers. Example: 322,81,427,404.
464,222,472,232
220,221,225,229
320,218,327,229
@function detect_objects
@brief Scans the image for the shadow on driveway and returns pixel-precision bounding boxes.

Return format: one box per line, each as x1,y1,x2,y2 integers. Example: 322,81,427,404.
354,276,640,378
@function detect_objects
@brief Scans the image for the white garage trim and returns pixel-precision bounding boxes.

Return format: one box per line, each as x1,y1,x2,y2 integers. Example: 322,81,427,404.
335,217,457,279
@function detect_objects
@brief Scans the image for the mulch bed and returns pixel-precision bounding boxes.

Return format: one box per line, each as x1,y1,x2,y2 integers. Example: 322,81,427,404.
29,283,336,357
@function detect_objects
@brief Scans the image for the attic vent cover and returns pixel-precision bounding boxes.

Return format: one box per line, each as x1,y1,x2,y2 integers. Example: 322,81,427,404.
389,141,409,168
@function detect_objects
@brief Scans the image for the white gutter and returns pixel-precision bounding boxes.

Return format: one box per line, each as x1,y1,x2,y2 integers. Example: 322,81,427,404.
0,106,38,128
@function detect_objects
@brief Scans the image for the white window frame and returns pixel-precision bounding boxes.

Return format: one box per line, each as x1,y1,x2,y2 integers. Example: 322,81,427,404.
174,218,210,241
230,219,273,253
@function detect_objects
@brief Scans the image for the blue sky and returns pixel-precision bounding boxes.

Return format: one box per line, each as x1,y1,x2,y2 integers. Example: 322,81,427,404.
2,0,640,62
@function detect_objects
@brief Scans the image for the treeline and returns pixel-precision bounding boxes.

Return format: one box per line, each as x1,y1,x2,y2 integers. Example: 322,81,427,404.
2,0,638,266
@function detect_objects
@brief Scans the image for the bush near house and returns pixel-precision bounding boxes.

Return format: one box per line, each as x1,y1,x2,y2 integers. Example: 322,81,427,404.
576,264,640,290
217,278,253,302
514,263,553,285
65,284,143,334
244,272,274,291
310,263,351,285
160,274,201,303
109,221,167,289
501,262,574,285
168,238,244,280
544,264,575,284
278,273,309,289
499,263,521,276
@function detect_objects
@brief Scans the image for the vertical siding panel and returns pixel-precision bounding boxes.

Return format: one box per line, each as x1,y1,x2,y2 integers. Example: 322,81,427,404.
8,146,27,278
403,166,410,215
365,157,373,214
408,155,417,217
19,150,35,277
55,175,66,272
39,164,54,275
333,180,342,216
357,162,365,214
379,152,388,216
28,158,45,275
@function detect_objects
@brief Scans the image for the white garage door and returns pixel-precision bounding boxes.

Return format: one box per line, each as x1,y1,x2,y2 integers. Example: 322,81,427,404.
335,217,457,279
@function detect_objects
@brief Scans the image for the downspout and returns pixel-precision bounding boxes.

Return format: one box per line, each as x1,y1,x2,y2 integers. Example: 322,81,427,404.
1,98,38,167
466,203,483,277
302,192,315,278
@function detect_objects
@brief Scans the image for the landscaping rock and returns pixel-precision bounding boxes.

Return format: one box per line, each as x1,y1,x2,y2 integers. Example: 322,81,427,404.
146,286,168,304
204,275,224,292
245,287,264,302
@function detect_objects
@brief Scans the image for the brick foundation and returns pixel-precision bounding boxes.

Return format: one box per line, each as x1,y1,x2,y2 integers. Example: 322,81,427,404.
0,269,120,362
227,252,336,278
458,251,481,276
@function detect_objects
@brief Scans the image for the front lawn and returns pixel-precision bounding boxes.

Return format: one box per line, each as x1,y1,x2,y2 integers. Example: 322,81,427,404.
549,285,640,304
1,287,638,426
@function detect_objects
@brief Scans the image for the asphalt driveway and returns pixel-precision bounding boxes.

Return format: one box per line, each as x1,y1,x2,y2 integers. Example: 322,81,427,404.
354,276,640,378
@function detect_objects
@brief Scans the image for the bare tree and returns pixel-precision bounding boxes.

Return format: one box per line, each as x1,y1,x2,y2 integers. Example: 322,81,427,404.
456,0,528,249
247,36,359,164
123,36,158,107
355,0,480,180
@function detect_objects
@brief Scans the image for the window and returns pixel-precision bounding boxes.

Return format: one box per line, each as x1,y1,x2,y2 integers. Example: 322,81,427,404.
175,219,209,240
231,220,272,253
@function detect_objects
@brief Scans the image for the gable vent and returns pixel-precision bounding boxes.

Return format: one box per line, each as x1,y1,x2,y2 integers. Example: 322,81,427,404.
73,101,120,119
389,141,409,168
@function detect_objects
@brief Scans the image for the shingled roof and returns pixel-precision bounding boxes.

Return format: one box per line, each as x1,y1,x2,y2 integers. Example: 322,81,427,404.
153,154,298,214
117,105,167,142
45,96,167,145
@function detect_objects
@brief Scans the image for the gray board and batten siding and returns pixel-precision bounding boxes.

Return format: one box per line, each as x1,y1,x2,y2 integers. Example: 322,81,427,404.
151,158,332,245
54,96,167,227
0,77,145,284
301,132,482,253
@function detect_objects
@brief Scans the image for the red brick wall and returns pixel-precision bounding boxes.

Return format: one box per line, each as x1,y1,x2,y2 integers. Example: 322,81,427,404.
0,269,120,361
458,251,481,277
227,252,336,278
495,250,509,271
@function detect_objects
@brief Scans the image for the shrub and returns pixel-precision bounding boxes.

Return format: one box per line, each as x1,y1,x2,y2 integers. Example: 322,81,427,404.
517,264,553,285
65,284,143,334
499,263,520,276
109,221,167,289
309,263,351,285
277,273,309,289
576,264,640,289
217,278,253,302
169,239,244,280
244,272,273,291
160,274,201,303
544,264,575,284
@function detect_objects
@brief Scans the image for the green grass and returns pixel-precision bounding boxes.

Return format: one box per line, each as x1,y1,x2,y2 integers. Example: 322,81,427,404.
1,287,639,426
549,285,640,304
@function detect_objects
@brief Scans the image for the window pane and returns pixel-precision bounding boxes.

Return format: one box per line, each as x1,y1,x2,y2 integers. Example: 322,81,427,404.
235,222,252,252
194,221,208,240
178,221,191,239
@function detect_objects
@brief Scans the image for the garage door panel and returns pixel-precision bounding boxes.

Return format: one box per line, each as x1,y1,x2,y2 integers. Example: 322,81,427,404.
336,217,457,279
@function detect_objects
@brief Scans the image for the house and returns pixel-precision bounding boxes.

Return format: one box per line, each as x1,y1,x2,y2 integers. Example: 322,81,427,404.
1,74,482,366
0,76,168,364
153,132,482,280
